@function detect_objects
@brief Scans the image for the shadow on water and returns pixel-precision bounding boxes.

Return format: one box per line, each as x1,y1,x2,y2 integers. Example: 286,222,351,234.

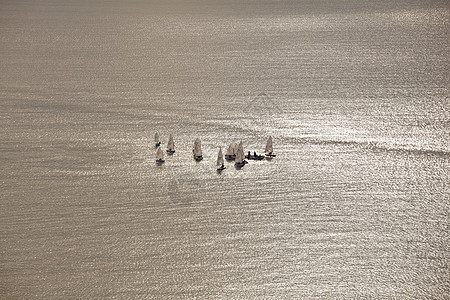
167,173,202,205
216,168,226,174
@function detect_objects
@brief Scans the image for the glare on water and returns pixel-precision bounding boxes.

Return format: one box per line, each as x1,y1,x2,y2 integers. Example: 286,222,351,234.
1,0,449,298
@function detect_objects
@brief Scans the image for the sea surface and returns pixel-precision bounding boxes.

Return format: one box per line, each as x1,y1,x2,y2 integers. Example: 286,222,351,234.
1,0,449,298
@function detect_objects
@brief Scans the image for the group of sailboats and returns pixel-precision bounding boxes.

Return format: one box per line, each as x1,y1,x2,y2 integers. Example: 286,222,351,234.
154,133,275,170
155,132,175,164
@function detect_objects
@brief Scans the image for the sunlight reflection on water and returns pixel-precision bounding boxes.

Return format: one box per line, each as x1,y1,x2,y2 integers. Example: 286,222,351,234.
1,0,448,298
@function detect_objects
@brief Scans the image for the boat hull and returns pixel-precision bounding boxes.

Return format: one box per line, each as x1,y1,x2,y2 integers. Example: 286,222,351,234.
234,162,245,168
245,155,265,160
156,159,165,163
194,156,203,161
166,150,175,154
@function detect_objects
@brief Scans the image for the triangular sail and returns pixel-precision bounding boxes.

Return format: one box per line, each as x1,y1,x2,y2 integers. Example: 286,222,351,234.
235,142,244,164
194,138,202,157
233,143,239,156
226,144,234,156
167,135,174,150
155,132,160,143
265,136,273,154
156,147,164,160
217,147,224,166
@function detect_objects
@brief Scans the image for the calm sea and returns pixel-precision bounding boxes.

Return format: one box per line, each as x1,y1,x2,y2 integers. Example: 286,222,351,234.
1,0,449,298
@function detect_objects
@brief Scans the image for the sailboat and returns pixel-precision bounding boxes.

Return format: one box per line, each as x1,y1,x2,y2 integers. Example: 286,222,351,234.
166,134,175,154
233,143,239,158
193,138,203,161
156,147,165,163
217,147,226,171
234,141,245,168
225,144,235,160
155,132,161,147
265,136,276,157
245,150,265,160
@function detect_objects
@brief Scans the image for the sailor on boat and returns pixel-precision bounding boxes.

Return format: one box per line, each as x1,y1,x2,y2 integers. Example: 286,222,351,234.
245,149,264,160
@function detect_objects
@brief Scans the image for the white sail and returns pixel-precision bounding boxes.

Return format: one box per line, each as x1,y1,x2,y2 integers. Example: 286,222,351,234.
217,147,224,166
167,134,174,150
194,138,202,157
193,138,198,152
156,147,164,160
235,142,244,164
226,144,234,156
155,132,160,143
265,136,273,154
233,143,239,155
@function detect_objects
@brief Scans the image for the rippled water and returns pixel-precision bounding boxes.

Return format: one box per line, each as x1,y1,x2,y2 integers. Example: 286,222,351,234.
1,0,449,298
